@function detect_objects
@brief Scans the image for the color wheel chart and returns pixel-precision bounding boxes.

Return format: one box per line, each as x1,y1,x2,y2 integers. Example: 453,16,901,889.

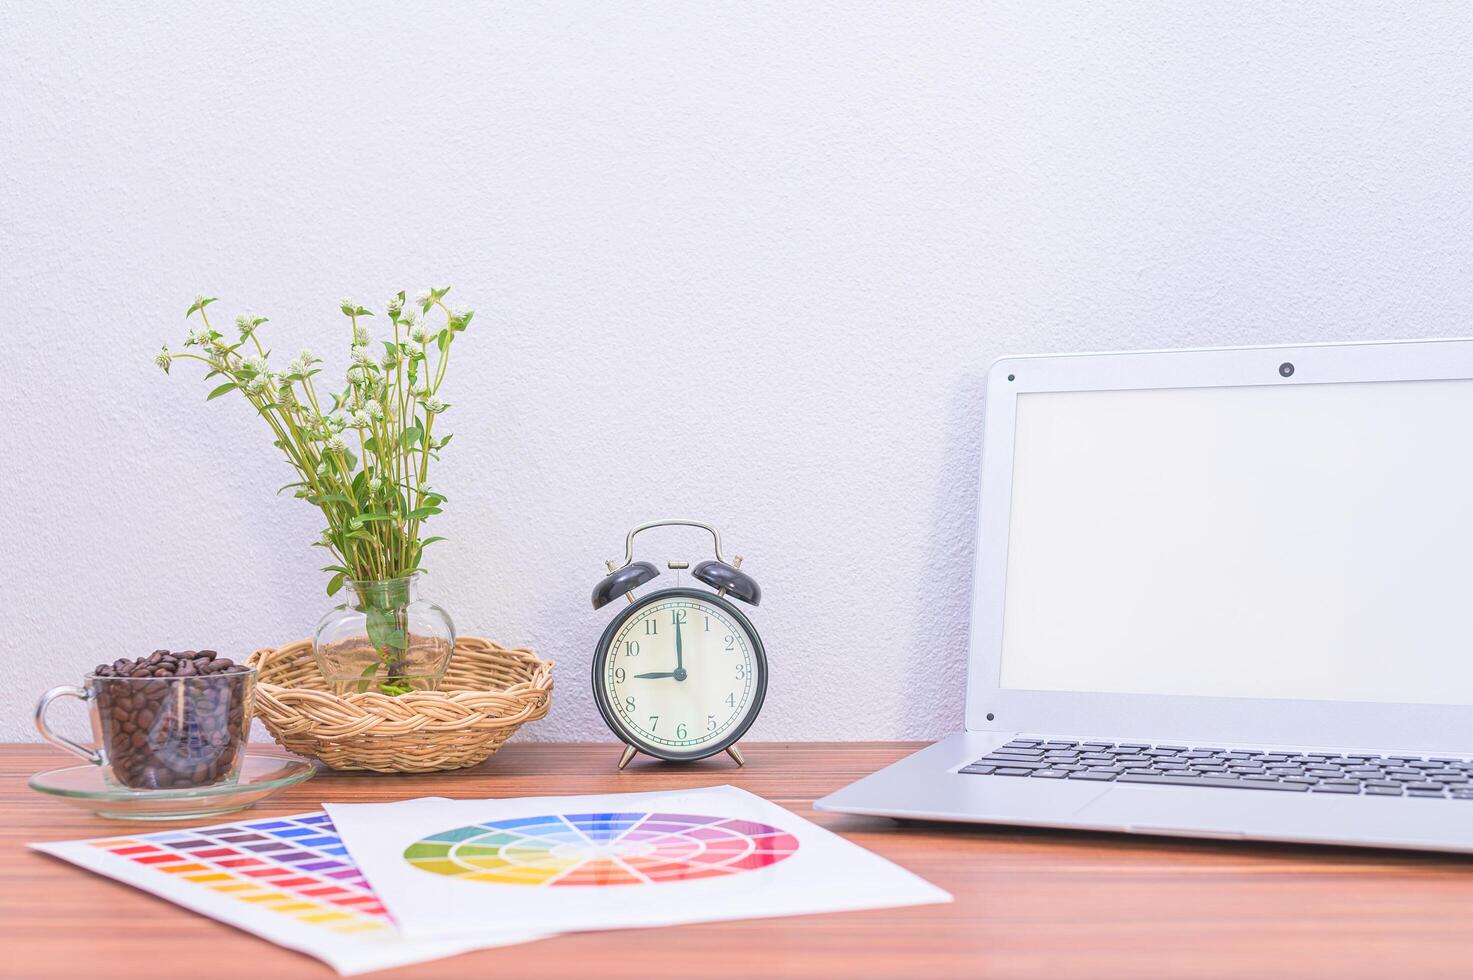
404,812,800,886
78,814,390,933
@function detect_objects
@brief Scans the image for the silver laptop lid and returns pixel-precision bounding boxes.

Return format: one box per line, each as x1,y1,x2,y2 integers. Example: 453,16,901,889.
966,339,1473,752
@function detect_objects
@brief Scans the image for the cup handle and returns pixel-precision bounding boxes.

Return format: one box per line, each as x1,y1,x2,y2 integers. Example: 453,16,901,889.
34,685,103,766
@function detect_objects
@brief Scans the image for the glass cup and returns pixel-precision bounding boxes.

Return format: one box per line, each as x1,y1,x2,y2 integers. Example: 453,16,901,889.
35,667,256,791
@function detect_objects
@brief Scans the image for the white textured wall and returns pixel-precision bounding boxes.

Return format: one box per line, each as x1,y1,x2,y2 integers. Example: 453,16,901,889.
3,3,1471,744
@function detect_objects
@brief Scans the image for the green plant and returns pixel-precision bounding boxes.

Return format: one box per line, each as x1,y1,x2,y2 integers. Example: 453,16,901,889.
157,288,472,693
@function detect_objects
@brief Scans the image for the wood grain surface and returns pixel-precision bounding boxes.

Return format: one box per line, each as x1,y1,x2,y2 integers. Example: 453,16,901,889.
6,741,1473,979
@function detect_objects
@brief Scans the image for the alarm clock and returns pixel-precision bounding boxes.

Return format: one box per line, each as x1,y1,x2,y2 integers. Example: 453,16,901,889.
590,519,767,770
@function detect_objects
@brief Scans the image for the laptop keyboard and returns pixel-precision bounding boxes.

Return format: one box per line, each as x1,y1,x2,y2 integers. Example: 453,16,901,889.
962,738,1473,799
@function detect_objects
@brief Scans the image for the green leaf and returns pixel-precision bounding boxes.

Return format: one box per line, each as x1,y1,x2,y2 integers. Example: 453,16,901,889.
320,564,351,574
434,433,454,450
365,605,408,651
309,493,352,505
356,513,397,523
278,481,308,495
402,423,423,449
418,536,447,549
408,506,441,520
326,571,346,596
356,661,380,693
206,382,238,401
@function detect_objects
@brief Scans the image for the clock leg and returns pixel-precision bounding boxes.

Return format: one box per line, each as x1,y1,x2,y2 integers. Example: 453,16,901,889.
726,744,746,767
617,744,638,770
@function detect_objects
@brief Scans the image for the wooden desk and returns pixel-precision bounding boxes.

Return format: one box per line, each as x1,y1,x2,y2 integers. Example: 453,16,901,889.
5,742,1473,978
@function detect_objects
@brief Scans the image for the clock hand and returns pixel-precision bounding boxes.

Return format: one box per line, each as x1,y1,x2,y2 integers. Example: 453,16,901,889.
633,671,677,679
675,620,684,673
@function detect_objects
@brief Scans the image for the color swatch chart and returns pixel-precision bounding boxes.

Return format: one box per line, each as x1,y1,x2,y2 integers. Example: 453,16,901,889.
403,811,801,886
84,813,390,934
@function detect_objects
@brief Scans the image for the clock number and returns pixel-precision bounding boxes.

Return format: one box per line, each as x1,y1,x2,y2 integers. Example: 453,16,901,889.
725,692,737,708
648,715,659,732
707,714,717,731
624,696,635,713
645,619,658,635
670,609,687,626
613,667,626,683
735,663,746,680
625,640,640,657
725,635,735,652
704,615,711,632
675,723,688,739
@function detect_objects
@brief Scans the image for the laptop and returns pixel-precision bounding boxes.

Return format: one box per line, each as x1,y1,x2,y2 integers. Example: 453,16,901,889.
816,339,1473,853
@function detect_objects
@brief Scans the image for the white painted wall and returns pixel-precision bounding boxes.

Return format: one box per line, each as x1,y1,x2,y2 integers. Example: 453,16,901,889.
3,3,1471,745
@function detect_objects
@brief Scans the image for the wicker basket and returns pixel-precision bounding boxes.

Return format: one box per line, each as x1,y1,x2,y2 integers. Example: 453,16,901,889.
246,636,553,773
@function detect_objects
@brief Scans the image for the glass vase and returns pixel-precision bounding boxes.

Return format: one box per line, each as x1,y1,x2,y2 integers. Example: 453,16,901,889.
312,573,456,693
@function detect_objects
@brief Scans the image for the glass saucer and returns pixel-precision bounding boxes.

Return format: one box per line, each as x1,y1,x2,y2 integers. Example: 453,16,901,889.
29,754,316,821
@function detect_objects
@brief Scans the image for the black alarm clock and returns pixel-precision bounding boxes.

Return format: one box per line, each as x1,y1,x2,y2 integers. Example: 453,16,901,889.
590,519,767,770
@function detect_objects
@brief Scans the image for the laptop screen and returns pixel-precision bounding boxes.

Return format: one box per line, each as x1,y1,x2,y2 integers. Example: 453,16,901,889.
998,378,1473,706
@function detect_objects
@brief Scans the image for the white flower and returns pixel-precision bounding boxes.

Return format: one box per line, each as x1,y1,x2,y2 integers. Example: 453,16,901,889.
452,305,471,320
235,314,256,339
346,365,365,385
340,298,356,314
350,345,373,366
153,346,172,373
368,475,384,495
386,294,404,316
319,528,334,546
316,460,330,476
348,409,371,428
423,396,446,414
184,328,206,347
327,435,347,454
380,350,399,370
353,322,370,345
414,289,431,307
365,399,384,421
245,374,269,394
244,354,268,375
412,382,431,399
410,323,430,344
325,414,346,434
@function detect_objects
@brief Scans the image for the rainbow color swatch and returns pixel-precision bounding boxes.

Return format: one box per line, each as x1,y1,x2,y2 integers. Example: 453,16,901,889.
82,814,392,933
403,811,800,886
33,811,548,974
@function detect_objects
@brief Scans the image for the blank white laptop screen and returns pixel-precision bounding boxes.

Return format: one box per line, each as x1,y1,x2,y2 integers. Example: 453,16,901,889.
999,379,1473,706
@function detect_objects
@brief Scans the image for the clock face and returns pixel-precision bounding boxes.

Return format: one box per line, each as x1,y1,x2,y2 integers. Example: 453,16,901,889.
593,588,766,760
